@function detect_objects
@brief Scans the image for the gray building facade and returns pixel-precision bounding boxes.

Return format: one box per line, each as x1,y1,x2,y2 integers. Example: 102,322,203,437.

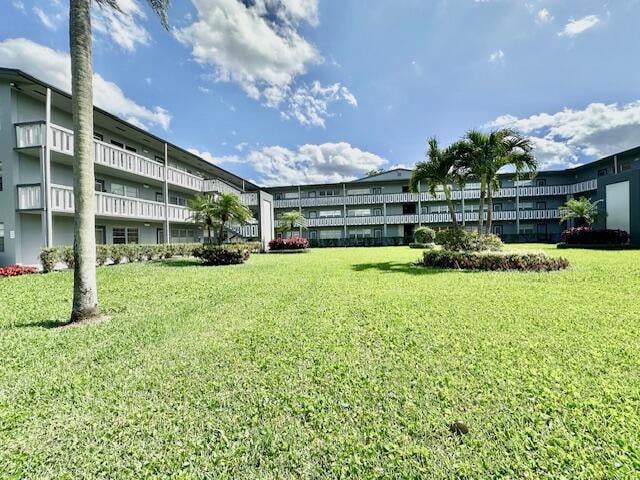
267,148,640,246
0,69,274,267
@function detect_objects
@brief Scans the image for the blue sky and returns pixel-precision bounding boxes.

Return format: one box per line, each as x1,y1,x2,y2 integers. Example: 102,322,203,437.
2,0,640,185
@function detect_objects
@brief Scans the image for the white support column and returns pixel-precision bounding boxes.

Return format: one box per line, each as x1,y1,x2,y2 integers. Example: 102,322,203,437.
342,183,347,241
163,142,170,244
515,176,520,236
383,202,387,240
298,185,302,237
42,88,53,247
417,180,422,227
461,185,466,228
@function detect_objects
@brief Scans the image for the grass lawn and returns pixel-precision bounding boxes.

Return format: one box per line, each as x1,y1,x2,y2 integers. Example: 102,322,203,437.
1,244,639,478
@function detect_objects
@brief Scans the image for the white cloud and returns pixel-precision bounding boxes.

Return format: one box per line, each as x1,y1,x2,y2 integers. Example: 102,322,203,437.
489,101,640,169
0,38,171,130
33,5,65,30
558,15,600,37
92,0,151,52
536,8,553,24
243,142,387,186
12,0,25,12
489,50,505,63
174,0,355,126
186,148,240,165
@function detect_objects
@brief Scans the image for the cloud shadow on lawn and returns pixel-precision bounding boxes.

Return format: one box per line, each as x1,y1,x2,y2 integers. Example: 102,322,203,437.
351,261,452,275
155,259,203,268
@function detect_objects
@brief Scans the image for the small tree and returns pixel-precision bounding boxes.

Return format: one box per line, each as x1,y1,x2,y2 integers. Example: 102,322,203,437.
277,210,306,237
559,196,604,226
190,193,253,245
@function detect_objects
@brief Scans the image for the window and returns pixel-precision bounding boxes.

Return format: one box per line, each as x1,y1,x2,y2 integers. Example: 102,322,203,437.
319,210,342,218
95,179,105,192
283,192,299,199
113,227,138,244
0,160,3,191
597,168,608,177
372,187,382,195
519,224,535,234
309,230,317,240
536,201,547,210
349,228,372,239
0,222,4,252
125,145,137,153
347,188,370,196
374,229,383,238
402,186,410,193
519,202,533,210
155,192,164,202
421,206,429,214
493,203,502,211
348,209,371,217
493,225,503,235
536,179,546,187
373,208,383,216
308,191,316,198
275,193,283,200
319,189,338,197
537,223,548,235
95,226,106,245
171,228,196,243
93,132,103,141
111,183,137,198
308,211,317,219
111,140,124,149
169,195,187,206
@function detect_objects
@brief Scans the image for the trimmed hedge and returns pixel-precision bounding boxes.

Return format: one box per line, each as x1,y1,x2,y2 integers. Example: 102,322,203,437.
37,242,259,270
0,265,38,278
269,236,309,251
561,227,629,245
435,229,503,252
414,226,436,244
193,244,251,265
420,249,570,272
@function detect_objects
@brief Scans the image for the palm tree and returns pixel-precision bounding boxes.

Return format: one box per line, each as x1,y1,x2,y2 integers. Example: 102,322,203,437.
410,137,464,228
206,193,254,245
559,196,603,226
189,194,218,243
69,0,169,323
276,210,307,236
456,129,536,234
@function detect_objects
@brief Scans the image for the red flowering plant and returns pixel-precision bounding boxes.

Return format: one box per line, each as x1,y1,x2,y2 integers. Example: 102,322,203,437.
0,265,38,277
268,236,309,251
561,227,629,245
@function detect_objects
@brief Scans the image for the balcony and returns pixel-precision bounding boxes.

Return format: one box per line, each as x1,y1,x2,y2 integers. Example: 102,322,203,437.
15,123,253,197
274,181,599,209
17,184,43,210
304,209,560,228
49,184,191,223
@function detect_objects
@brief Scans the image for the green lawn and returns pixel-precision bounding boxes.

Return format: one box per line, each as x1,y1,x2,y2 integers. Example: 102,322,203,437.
1,245,639,478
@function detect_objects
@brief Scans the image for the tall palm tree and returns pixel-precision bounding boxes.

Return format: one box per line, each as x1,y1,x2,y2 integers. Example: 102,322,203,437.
410,137,464,228
189,194,218,243
276,210,307,236
69,0,169,322
456,129,536,234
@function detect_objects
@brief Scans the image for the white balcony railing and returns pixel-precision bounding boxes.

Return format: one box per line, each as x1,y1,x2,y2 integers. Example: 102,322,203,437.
274,180,599,209
49,124,74,155
94,140,165,183
17,184,42,209
203,178,242,196
240,192,258,206
166,167,204,191
15,122,44,148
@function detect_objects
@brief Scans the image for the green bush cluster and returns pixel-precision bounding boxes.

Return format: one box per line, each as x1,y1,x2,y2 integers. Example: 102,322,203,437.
193,244,251,265
420,249,570,271
408,242,435,249
414,226,436,244
39,248,59,273
435,229,503,252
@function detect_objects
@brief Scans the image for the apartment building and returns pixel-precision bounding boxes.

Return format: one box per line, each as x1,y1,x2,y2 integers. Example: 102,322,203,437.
267,148,640,246
0,69,274,266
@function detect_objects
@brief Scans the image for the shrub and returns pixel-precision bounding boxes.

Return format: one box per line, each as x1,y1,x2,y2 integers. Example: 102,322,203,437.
61,246,75,269
193,245,250,265
420,249,569,272
0,265,38,277
435,229,503,252
414,226,436,244
109,244,125,264
409,242,434,249
561,227,629,245
39,248,60,273
96,245,110,266
269,236,309,251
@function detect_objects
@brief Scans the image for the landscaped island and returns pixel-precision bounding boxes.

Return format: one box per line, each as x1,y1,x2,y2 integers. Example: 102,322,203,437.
1,245,638,478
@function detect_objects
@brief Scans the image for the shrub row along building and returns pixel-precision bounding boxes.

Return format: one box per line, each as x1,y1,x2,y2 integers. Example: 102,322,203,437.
0,68,638,266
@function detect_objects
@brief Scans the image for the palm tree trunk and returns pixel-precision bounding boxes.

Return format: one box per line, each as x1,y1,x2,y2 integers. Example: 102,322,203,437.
218,222,225,245
477,177,486,234
70,0,99,322
444,185,459,229
487,184,493,233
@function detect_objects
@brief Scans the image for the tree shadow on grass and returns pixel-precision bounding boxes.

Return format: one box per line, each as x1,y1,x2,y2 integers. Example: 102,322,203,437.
351,261,481,275
9,319,71,329
155,258,203,268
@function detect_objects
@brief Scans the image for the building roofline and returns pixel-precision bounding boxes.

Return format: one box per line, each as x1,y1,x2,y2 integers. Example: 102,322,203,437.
0,67,260,191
